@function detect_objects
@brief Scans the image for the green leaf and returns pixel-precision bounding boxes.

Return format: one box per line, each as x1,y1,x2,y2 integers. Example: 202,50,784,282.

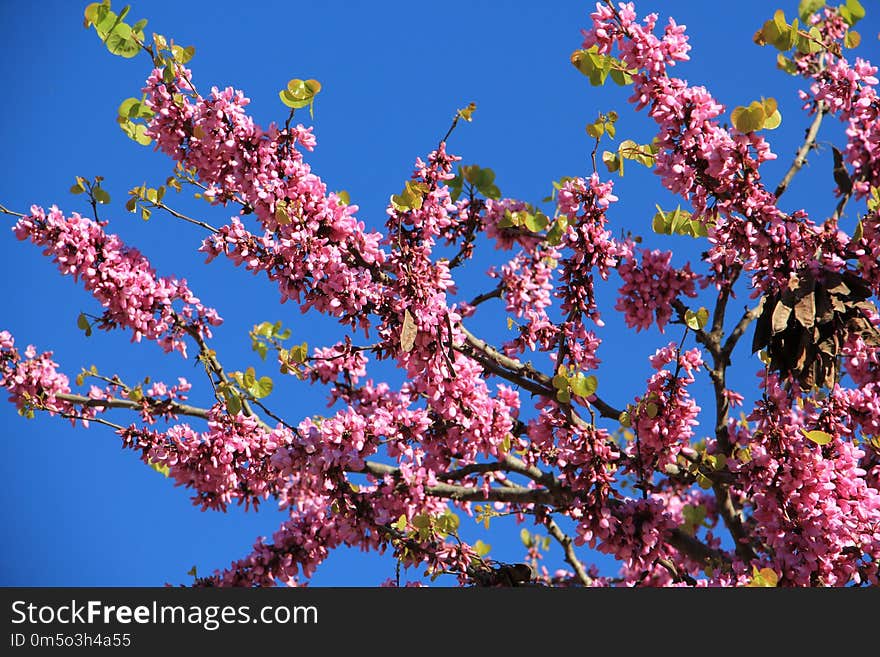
290,342,309,363
148,459,171,477
551,373,569,391
602,151,623,175
545,217,567,246
279,78,322,117
609,67,633,86
105,23,140,58
798,0,826,20
868,187,880,212
652,210,670,234
796,26,824,53
141,206,151,221
393,514,408,532
247,375,273,399
746,567,779,587
118,97,139,118
586,120,605,139
842,0,865,25
776,53,799,75
336,190,350,205
853,219,863,243
524,211,548,233
224,391,242,415
847,0,866,18
77,313,92,337
482,183,501,200
70,182,85,195
762,109,782,130
457,102,477,122
570,373,598,398
172,44,195,64
474,540,491,557
802,429,833,445
411,514,431,530
685,307,710,330
275,203,291,225
731,101,766,133
520,528,532,547
83,2,104,27
93,187,111,204
645,402,659,418
844,30,861,48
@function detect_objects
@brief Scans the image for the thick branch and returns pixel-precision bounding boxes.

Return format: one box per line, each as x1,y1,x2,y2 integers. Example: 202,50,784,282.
360,461,554,504
721,299,764,358
713,482,756,562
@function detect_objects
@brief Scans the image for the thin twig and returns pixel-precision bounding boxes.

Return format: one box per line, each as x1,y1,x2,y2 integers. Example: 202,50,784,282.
0,203,25,218
543,516,593,586
774,106,826,200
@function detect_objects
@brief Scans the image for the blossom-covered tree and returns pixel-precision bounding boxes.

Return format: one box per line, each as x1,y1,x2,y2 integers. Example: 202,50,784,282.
2,0,879,587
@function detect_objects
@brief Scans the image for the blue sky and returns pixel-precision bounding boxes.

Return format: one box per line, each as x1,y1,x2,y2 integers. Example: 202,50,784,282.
1,0,877,586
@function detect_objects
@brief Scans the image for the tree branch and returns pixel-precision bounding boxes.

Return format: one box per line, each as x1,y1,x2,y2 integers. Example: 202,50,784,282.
543,515,593,586
154,200,219,233
456,324,623,421
465,285,503,309
0,203,26,218
55,392,210,420
721,298,764,358
671,298,719,358
774,106,826,200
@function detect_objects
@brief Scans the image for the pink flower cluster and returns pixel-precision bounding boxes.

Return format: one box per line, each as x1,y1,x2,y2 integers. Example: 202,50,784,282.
144,69,389,333
729,373,880,585
803,55,880,197
122,408,294,511
580,2,854,295
13,205,221,355
626,343,702,476
615,248,697,332
557,176,626,310
491,246,560,357
0,331,84,422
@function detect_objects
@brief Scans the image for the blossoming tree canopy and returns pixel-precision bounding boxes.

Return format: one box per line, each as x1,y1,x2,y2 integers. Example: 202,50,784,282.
1,0,879,587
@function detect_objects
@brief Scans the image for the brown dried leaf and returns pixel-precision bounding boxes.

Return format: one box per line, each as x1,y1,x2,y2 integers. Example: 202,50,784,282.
814,287,834,324
400,309,418,352
794,291,816,329
752,299,772,352
771,301,792,335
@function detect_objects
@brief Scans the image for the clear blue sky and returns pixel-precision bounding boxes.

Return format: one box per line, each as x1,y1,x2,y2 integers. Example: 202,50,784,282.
1,0,877,586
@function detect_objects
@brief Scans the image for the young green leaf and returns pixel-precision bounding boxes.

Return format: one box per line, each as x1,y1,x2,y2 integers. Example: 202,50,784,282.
77,313,92,337
802,429,833,445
